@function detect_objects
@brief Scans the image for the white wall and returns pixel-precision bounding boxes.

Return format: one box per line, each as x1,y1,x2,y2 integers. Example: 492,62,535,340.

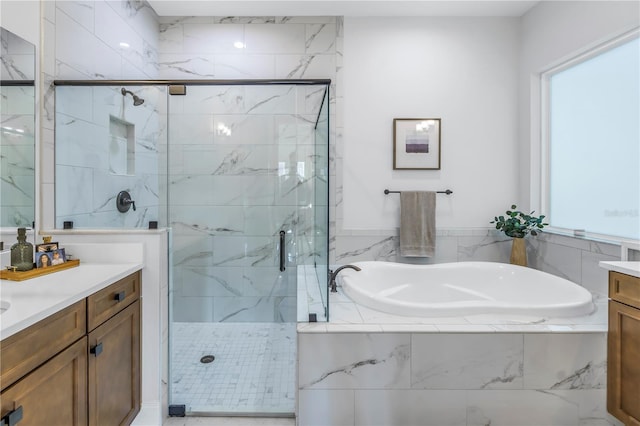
342,17,520,230
519,0,640,212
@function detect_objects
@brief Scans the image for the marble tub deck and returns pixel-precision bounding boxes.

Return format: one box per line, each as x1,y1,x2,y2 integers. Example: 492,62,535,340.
298,285,608,333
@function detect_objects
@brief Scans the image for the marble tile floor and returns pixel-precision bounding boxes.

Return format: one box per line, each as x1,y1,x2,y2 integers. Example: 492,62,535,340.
171,322,296,415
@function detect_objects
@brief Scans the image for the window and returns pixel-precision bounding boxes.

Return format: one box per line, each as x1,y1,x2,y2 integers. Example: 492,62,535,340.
542,31,639,240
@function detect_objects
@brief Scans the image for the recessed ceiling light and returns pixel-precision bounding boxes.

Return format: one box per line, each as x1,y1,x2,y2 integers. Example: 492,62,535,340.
119,42,130,49
234,41,245,49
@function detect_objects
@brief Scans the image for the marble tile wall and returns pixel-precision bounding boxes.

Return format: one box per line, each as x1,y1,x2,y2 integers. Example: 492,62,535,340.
297,331,613,426
42,0,160,230
55,84,165,228
1,86,35,227
157,17,339,323
168,84,326,323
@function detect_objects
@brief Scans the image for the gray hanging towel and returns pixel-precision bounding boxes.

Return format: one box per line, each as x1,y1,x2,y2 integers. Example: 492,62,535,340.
399,191,436,257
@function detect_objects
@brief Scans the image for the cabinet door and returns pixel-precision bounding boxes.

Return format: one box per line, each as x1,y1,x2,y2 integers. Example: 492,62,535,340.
88,299,140,426
608,300,640,425
0,337,88,426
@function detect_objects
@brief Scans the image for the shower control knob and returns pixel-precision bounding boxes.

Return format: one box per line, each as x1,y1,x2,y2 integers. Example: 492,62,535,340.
116,190,136,213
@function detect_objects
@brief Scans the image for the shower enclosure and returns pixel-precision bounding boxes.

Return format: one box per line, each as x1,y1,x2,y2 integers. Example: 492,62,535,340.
54,80,330,416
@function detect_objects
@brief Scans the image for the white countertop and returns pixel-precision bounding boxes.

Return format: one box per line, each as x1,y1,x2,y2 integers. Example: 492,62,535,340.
599,261,640,278
0,262,143,340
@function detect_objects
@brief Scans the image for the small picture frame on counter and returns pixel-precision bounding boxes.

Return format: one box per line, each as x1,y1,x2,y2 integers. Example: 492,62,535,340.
51,248,66,265
63,221,74,229
36,252,53,268
36,242,58,252
149,221,158,229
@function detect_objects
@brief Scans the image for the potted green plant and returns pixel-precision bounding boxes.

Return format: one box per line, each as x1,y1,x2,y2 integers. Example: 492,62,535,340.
490,204,548,266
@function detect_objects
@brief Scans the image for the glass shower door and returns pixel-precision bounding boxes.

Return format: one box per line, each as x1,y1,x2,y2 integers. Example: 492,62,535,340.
168,83,326,415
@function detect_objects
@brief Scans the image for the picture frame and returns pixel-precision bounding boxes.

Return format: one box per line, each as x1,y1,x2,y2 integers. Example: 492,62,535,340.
393,118,441,170
36,242,58,253
36,251,53,268
51,248,66,265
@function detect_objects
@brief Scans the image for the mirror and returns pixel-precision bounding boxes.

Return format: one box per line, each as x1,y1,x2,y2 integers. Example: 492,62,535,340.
1,27,36,228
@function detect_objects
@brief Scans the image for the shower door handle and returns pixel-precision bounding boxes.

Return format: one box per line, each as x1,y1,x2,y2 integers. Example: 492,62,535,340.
279,230,286,272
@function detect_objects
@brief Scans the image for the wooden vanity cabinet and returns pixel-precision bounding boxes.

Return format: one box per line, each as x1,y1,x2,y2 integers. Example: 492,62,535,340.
0,338,88,426
87,271,141,426
0,271,141,426
608,271,640,425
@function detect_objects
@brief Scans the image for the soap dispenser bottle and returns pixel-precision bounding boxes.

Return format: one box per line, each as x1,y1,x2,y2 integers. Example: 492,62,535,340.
10,227,34,271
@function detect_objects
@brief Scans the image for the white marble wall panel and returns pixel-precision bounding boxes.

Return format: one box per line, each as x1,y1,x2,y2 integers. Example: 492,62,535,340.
55,165,94,216
1,30,35,80
171,295,214,322
297,390,354,426
0,90,35,227
56,1,95,32
244,25,306,54
46,0,161,230
182,24,244,54
213,55,276,79
55,115,106,169
179,266,245,297
411,334,524,390
297,331,612,426
523,334,606,390
467,390,580,426
305,24,337,55
298,333,411,390
213,295,296,322
547,390,613,426
529,237,583,283
276,54,337,79
354,390,467,426
157,54,215,79
1,86,34,114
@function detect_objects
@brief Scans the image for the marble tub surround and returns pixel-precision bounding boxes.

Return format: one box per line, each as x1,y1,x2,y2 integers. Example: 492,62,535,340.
297,274,611,425
297,330,611,426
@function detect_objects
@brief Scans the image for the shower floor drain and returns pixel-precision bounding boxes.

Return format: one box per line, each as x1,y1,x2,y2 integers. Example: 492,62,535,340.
200,355,215,364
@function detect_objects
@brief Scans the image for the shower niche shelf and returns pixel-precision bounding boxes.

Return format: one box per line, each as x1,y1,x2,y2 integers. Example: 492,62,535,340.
109,115,135,176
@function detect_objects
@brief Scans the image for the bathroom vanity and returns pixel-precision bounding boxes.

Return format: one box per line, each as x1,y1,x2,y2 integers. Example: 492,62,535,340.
0,264,142,426
601,261,640,426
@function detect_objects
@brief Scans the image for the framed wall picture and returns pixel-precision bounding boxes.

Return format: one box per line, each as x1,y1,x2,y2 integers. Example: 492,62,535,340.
393,118,441,170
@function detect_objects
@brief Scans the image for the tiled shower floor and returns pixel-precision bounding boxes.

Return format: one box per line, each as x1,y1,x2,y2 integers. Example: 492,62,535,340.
170,322,296,415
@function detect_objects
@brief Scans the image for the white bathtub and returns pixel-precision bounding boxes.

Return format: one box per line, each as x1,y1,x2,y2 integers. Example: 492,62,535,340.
339,261,594,318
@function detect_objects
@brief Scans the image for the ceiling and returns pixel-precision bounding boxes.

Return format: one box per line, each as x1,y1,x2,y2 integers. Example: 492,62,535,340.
147,0,540,17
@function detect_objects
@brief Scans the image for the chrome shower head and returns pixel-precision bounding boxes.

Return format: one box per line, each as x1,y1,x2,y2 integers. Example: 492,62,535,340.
121,88,145,106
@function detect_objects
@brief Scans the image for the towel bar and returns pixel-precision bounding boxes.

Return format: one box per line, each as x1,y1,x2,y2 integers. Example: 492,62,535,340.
384,189,453,195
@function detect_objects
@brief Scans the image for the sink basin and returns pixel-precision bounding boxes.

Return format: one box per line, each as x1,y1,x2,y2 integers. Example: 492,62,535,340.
0,299,10,315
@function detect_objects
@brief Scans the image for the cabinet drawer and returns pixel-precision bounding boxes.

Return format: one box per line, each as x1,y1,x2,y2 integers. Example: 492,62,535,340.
610,271,640,309
1,337,88,426
0,300,86,392
87,271,140,331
